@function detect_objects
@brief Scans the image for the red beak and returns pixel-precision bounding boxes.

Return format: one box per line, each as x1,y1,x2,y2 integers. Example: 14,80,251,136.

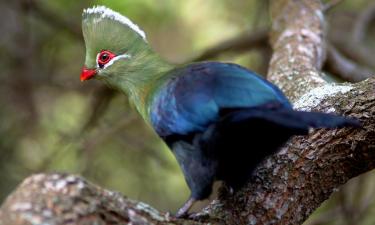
80,67,97,81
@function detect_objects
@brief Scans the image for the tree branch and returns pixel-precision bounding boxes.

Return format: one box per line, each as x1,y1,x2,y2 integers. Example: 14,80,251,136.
330,1,375,71
1,1,374,225
190,29,269,61
0,173,199,225
19,0,82,39
267,0,326,101
324,44,374,82
352,1,375,44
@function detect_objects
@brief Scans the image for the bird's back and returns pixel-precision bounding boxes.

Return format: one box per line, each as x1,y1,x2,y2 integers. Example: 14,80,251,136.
149,62,291,139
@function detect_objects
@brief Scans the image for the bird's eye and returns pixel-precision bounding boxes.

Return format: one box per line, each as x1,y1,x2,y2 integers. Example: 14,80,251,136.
100,53,109,62
97,50,115,68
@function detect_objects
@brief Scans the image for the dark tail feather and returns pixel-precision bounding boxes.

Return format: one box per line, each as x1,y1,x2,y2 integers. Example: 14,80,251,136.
216,107,360,189
288,111,361,129
223,107,360,136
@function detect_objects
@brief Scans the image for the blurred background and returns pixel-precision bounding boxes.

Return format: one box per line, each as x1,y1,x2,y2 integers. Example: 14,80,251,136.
0,0,374,224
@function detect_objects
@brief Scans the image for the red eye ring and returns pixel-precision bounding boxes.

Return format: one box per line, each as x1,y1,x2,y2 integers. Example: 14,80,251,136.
97,50,116,68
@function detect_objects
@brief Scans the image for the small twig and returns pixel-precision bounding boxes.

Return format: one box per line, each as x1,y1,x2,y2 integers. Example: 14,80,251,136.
20,0,82,39
190,29,269,62
352,1,375,44
81,86,117,132
331,34,375,71
323,0,343,12
328,2,375,71
80,115,137,176
325,44,374,82
82,116,136,152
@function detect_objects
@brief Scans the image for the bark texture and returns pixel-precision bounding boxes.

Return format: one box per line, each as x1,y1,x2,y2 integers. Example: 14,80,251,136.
0,173,198,225
268,0,326,101
1,0,374,225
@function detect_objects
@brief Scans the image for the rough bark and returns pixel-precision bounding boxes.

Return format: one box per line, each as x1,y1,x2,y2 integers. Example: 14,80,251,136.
268,0,326,101
0,174,197,225
1,0,374,225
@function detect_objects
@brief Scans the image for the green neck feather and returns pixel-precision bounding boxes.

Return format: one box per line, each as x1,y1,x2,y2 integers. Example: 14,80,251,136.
103,48,174,121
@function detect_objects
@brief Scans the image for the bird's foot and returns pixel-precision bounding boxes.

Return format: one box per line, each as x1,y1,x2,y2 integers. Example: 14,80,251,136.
164,211,172,220
228,186,234,195
187,212,210,221
175,197,196,218
174,211,208,221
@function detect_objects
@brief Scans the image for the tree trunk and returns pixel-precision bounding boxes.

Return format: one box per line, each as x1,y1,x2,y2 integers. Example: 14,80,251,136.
1,0,374,224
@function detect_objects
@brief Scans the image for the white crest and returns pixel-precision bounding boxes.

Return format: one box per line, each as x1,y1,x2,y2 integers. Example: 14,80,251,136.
83,5,147,40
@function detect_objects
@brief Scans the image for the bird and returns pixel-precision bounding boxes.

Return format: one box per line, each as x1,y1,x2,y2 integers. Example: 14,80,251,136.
80,6,359,218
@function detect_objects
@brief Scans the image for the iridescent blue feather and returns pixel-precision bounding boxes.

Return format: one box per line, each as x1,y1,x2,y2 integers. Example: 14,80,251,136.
150,62,291,137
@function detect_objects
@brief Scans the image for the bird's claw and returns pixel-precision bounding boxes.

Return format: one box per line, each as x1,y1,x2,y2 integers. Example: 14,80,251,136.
175,197,196,218
174,212,207,221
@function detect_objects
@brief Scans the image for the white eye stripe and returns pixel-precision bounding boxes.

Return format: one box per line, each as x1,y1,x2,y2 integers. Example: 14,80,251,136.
96,53,132,69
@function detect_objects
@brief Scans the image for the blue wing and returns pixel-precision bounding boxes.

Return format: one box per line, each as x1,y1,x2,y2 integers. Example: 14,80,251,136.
150,62,291,137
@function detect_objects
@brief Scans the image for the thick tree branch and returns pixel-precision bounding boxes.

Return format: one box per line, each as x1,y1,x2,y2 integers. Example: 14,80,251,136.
1,1,374,225
267,0,326,101
0,173,198,225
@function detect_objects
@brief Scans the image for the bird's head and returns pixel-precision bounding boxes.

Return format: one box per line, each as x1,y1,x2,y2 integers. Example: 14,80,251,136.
81,6,152,87
80,6,172,118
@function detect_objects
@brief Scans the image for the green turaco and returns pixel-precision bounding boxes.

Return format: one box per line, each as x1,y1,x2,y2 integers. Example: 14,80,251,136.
80,6,359,217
